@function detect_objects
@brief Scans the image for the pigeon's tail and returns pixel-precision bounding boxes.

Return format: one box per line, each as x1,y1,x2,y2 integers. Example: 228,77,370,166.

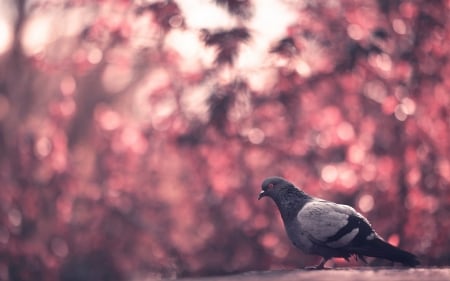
355,238,420,267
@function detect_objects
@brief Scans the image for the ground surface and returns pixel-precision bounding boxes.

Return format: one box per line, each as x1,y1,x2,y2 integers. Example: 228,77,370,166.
174,267,450,281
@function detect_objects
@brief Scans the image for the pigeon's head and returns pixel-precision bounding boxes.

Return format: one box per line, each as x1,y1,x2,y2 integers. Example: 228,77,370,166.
258,176,295,200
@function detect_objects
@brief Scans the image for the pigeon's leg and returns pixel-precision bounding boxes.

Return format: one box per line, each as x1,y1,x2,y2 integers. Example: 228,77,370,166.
305,258,329,270
315,258,328,269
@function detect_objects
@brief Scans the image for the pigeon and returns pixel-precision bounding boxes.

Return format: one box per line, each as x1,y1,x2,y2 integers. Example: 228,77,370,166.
258,176,420,269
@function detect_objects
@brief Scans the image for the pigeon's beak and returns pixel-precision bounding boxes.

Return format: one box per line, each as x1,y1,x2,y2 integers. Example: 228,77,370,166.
258,190,266,200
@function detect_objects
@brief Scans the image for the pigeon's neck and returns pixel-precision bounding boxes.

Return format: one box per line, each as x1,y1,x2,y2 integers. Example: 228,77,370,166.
273,188,311,223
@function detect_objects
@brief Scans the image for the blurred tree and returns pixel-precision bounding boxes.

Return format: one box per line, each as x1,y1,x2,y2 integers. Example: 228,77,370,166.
0,0,449,280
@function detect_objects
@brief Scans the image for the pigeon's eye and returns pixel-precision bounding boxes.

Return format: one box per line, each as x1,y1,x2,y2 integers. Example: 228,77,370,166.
268,183,274,189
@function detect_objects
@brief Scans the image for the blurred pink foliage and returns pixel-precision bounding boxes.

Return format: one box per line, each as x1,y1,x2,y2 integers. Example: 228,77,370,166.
0,0,449,280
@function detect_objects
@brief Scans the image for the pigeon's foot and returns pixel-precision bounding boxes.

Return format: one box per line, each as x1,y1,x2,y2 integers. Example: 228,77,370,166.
304,258,330,270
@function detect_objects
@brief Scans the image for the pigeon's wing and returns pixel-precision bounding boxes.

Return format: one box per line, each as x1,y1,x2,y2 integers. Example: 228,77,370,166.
297,200,376,249
295,199,419,266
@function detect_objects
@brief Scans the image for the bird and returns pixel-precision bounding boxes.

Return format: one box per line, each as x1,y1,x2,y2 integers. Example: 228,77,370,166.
258,176,420,269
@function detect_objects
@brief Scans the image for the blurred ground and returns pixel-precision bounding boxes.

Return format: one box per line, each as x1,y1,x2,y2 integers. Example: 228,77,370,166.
176,267,450,281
